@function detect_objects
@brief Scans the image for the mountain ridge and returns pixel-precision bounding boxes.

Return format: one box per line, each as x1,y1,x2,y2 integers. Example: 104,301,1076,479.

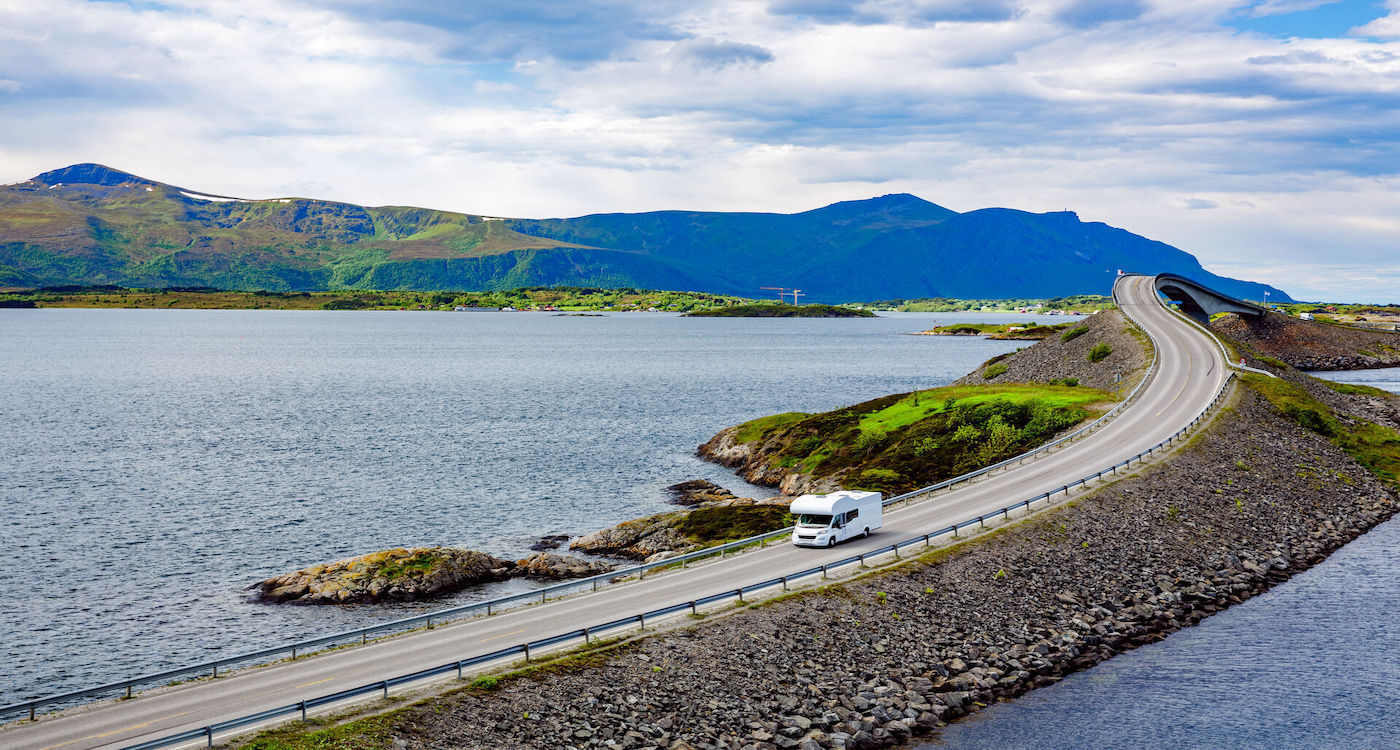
0,164,1293,302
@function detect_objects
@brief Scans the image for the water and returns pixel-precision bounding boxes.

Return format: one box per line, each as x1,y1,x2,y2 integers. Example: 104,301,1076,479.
916,367,1400,750
0,308,1061,703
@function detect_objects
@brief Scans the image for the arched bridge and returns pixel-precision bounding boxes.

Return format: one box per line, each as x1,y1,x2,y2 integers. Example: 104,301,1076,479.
1152,273,1266,327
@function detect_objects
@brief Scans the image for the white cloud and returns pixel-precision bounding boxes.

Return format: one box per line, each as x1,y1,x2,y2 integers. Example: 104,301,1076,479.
0,0,1398,300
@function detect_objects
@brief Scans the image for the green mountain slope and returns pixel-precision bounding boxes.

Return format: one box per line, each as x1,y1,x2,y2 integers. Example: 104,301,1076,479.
0,163,1292,301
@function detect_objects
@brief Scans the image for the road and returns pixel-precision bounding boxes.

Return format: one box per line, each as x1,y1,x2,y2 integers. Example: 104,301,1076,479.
2,273,1229,750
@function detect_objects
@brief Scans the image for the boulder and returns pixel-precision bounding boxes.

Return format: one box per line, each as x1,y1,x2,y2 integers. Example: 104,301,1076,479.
569,512,696,561
514,553,614,579
248,547,515,604
529,534,571,551
665,479,740,507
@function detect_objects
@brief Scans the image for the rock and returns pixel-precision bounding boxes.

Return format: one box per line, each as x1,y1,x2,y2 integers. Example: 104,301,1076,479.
513,553,615,580
248,547,515,605
666,479,741,507
529,534,570,551
570,512,697,561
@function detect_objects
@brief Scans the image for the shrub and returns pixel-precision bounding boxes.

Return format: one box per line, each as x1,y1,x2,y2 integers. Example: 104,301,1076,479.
1060,325,1090,342
983,363,1008,379
1087,343,1112,363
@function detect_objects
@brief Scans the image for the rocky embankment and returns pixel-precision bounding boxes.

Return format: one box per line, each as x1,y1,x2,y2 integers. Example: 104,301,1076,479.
248,548,517,604
250,547,617,604
696,428,848,496
570,495,791,562
956,308,1147,390
335,364,1397,750
1213,310,1400,370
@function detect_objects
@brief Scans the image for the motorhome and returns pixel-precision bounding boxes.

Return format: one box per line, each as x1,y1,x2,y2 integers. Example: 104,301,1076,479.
790,490,883,547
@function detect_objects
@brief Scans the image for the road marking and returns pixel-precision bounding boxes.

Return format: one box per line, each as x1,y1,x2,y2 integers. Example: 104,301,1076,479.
37,712,192,750
1156,335,1194,417
294,677,334,689
479,628,526,643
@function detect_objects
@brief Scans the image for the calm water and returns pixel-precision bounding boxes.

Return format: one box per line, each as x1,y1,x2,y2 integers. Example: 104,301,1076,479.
0,308,1057,702
917,367,1400,750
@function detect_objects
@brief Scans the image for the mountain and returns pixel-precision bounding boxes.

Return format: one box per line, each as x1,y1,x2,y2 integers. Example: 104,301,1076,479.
0,164,1292,302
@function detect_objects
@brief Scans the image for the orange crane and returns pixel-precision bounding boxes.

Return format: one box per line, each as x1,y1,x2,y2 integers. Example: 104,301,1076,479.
759,286,789,303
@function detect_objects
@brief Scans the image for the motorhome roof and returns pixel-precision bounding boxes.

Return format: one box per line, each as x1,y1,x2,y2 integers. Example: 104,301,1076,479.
788,491,878,515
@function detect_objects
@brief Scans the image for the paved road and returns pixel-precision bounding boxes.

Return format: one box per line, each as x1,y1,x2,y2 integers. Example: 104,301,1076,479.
2,273,1229,750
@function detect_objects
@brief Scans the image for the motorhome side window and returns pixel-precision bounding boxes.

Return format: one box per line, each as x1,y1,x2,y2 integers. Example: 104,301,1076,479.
848,508,859,521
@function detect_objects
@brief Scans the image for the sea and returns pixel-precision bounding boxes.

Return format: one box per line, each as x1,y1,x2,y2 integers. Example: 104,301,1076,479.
912,366,1400,750
0,308,1063,705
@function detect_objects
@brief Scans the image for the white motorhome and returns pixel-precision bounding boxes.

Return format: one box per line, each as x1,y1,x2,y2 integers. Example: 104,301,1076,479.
790,490,883,547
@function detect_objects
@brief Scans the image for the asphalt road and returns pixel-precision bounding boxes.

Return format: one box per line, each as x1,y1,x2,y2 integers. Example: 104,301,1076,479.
2,273,1229,750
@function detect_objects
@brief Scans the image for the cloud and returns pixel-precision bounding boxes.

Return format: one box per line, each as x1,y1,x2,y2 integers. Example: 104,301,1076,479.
768,0,1022,24
1350,0,1400,37
669,38,775,69
1244,0,1343,18
1,0,1400,300
299,0,694,64
1054,0,1148,28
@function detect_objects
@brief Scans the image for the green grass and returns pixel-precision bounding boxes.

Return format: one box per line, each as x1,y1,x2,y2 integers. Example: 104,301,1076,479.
1243,374,1400,488
734,412,809,443
674,505,795,545
855,384,1107,435
727,383,1112,494
1060,325,1089,342
238,712,398,750
1315,378,1392,397
982,363,1008,380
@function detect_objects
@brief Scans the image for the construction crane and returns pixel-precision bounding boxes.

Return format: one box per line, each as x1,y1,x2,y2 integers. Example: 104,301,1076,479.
759,286,789,303
790,289,804,305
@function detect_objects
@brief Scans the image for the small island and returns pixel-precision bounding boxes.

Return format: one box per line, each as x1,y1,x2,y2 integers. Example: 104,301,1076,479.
684,303,875,318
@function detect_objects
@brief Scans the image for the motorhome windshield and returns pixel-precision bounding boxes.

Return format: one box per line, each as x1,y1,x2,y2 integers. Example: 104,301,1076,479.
798,514,833,527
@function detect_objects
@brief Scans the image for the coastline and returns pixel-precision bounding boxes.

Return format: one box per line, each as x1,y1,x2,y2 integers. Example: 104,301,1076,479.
224,320,1400,750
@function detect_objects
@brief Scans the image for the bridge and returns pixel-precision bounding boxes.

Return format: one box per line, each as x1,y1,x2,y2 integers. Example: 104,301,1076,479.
1,273,1255,750
1153,272,1266,327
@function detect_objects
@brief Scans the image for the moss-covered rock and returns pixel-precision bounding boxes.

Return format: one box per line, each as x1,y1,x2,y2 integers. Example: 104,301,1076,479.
249,547,515,604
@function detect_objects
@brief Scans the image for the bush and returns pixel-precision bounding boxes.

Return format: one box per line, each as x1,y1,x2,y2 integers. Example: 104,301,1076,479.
983,363,1008,379
1049,377,1079,387
1087,343,1112,363
1060,325,1090,342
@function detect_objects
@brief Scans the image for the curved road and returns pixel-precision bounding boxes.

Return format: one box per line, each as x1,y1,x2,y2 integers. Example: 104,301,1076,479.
4,274,1229,750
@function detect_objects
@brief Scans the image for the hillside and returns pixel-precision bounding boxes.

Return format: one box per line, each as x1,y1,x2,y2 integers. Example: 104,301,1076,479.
0,163,1292,302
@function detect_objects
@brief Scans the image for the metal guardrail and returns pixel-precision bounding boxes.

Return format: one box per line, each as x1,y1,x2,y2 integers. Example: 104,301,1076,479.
1121,271,1277,380
117,330,1238,750
2,280,1169,724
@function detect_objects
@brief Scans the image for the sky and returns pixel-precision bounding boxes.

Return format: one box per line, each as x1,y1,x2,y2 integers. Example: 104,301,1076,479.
1,0,1398,301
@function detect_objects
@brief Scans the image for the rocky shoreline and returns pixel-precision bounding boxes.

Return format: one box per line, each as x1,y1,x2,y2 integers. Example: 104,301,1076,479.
249,547,616,604
250,330,1400,749
1214,310,1400,370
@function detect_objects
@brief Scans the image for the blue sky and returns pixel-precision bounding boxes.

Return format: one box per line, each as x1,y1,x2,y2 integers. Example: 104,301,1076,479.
2,0,1399,301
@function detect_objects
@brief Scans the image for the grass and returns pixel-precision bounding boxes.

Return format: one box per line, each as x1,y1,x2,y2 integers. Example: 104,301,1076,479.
1087,342,1113,363
1315,379,1393,397
683,303,875,318
1243,374,1400,488
1060,325,1089,342
982,363,1008,380
1,286,756,313
675,505,795,545
734,412,809,443
727,383,1112,494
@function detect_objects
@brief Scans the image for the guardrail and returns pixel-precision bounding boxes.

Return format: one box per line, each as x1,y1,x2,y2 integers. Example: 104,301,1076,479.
118,333,1237,750
2,281,1169,725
